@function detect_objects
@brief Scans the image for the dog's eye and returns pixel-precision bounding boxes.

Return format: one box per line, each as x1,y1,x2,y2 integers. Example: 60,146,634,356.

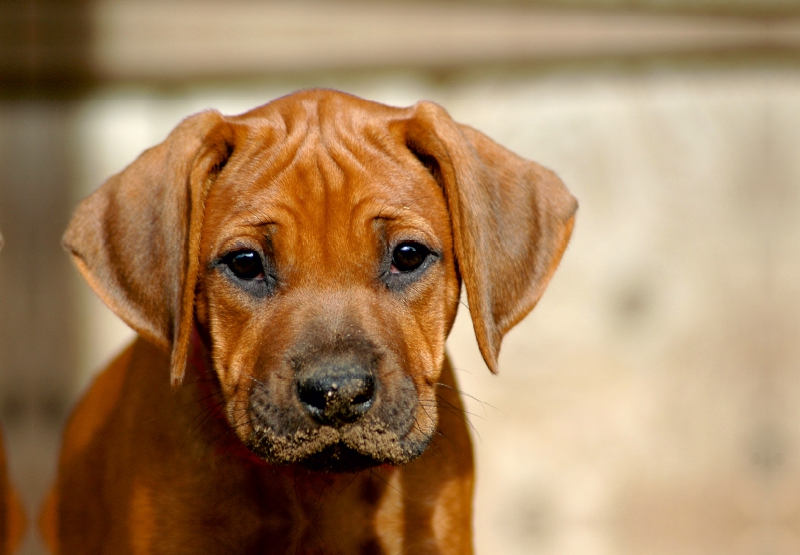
224,250,265,280
391,242,430,273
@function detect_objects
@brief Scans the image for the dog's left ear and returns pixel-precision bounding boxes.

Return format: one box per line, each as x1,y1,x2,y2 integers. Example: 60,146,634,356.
400,101,577,373
63,111,235,386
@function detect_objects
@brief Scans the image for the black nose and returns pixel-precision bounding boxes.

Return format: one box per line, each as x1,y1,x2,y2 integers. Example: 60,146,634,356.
296,355,376,426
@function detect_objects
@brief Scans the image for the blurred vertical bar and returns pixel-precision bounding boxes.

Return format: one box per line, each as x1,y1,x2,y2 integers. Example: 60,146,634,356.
0,1,93,552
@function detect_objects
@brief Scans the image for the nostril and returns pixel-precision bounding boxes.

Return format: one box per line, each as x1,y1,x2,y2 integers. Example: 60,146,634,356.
351,375,375,407
297,381,328,413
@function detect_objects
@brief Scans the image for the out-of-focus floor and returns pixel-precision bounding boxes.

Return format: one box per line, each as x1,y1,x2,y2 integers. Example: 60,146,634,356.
7,59,786,555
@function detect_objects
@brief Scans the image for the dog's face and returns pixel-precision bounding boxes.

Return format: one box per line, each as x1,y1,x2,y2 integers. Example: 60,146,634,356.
195,112,459,469
64,90,576,472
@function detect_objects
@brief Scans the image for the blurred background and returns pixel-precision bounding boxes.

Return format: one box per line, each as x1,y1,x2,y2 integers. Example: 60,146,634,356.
1,0,799,553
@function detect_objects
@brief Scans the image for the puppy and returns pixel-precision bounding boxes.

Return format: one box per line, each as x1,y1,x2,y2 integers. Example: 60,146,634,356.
42,89,576,554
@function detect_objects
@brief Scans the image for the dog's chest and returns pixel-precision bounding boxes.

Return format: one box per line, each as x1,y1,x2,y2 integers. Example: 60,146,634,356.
135,459,402,554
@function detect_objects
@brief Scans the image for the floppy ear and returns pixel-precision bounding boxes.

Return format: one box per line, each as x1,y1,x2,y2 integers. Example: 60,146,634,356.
401,101,577,373
63,111,234,386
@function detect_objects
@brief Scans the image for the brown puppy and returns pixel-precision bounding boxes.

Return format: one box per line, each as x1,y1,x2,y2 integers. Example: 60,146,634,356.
42,90,576,554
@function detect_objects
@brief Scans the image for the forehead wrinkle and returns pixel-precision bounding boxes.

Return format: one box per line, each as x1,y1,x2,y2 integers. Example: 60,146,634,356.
277,156,379,279
322,133,368,181
208,192,281,244
247,123,314,191
315,97,408,180
233,100,324,194
305,126,444,250
322,122,428,217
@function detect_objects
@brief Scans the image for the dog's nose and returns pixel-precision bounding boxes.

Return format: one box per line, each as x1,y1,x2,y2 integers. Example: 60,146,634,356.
296,356,376,426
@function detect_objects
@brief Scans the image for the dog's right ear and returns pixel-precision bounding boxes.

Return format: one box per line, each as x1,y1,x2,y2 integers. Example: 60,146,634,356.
399,101,576,374
63,111,234,385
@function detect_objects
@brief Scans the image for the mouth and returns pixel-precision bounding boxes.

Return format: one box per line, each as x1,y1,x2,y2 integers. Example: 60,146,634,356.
245,417,431,472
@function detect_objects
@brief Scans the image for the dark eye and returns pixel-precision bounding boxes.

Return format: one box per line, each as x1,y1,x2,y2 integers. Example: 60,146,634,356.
224,250,265,280
391,242,430,273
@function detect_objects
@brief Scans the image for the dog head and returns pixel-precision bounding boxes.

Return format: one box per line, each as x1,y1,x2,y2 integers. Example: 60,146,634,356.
64,90,576,471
